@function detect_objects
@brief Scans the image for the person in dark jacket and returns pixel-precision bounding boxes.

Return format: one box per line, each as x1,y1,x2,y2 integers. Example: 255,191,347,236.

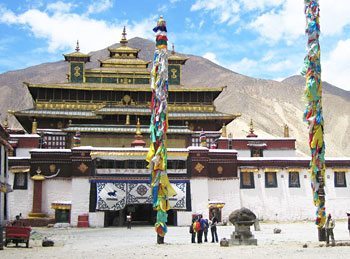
203,218,209,242
210,215,219,243
190,218,196,243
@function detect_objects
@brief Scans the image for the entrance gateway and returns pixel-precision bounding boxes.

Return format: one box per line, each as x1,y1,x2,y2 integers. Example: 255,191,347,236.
90,180,188,227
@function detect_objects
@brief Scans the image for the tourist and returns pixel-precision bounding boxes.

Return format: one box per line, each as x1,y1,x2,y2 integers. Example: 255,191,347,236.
203,218,209,242
347,211,350,237
325,213,335,245
198,215,207,243
210,215,219,243
126,212,132,229
189,218,196,243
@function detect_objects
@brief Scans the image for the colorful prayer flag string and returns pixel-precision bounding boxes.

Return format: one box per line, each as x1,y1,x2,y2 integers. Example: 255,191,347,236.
302,0,326,228
146,16,177,240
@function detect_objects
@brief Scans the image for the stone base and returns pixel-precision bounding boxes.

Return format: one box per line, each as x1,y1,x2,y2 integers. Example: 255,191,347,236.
229,231,257,246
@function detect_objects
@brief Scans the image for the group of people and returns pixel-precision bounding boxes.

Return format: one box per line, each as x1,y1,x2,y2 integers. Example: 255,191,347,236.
190,214,219,244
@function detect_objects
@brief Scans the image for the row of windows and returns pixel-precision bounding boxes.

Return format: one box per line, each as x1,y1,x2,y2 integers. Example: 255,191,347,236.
95,159,187,170
240,171,347,189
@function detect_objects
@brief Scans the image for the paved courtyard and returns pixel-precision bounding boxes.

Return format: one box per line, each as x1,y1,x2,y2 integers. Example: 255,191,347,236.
1,221,350,259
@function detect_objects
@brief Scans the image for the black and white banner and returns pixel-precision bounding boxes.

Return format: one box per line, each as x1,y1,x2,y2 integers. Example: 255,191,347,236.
96,182,187,211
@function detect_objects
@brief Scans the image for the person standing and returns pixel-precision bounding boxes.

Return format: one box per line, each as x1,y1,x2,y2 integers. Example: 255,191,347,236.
203,218,209,242
325,213,335,245
126,212,132,229
210,215,219,243
190,218,196,243
197,216,204,243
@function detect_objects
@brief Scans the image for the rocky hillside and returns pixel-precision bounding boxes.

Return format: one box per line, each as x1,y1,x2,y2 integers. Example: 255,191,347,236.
0,37,349,157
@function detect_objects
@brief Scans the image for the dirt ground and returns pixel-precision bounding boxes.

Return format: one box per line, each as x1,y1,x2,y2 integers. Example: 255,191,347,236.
1,221,350,259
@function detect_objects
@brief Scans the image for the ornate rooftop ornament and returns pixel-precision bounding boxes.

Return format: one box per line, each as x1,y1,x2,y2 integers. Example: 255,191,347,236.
120,26,128,46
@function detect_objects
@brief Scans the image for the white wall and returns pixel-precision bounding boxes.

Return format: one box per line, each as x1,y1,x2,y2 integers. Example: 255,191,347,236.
264,150,296,157
177,211,192,226
208,178,241,222
7,172,33,220
15,148,33,157
42,178,72,217
190,178,209,218
89,211,105,227
324,169,350,219
71,178,91,226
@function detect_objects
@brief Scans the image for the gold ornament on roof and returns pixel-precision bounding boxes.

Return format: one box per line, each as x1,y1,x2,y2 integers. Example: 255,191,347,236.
221,123,227,138
136,117,141,135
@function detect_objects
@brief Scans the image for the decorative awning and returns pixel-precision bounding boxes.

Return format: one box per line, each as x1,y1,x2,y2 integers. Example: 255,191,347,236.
51,201,72,210
264,168,280,173
10,166,30,174
208,201,225,209
240,167,259,173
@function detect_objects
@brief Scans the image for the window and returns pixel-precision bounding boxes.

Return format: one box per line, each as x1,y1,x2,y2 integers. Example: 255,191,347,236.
289,171,300,188
251,149,263,157
334,171,347,187
13,173,28,190
265,172,277,188
228,140,233,149
240,171,255,189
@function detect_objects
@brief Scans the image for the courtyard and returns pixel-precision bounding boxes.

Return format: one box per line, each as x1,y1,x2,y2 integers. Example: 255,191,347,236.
1,221,350,259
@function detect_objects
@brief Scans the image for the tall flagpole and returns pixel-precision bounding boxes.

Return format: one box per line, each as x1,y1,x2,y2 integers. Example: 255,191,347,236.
302,0,326,238
147,16,177,244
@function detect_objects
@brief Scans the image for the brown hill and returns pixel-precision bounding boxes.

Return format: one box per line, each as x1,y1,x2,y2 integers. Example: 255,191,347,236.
0,37,349,156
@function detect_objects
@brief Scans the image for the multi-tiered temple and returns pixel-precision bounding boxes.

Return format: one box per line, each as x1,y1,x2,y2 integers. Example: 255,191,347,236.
13,28,238,148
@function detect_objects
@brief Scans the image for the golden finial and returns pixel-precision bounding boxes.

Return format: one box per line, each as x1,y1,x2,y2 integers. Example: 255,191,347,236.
284,124,290,138
32,166,45,181
120,26,128,46
125,114,130,125
32,118,38,134
75,40,80,52
68,119,72,126
136,118,141,136
221,123,227,138
171,43,175,55
3,115,8,130
249,119,254,134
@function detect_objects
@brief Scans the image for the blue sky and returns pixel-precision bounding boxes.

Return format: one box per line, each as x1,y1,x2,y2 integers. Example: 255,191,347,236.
0,0,350,91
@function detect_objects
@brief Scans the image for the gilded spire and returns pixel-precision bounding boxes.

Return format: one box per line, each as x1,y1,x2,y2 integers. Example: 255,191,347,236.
32,118,38,134
247,119,257,138
120,26,128,46
75,40,80,52
284,124,290,138
125,114,130,125
136,117,141,136
221,123,227,138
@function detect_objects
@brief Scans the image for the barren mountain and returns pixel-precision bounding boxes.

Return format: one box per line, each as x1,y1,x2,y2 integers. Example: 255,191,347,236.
0,37,349,156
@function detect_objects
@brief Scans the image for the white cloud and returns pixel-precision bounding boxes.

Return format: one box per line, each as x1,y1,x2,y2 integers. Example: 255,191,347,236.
240,0,283,11
0,4,154,53
86,0,113,15
203,52,219,64
46,1,74,14
249,0,350,44
191,0,240,25
228,57,258,74
323,39,350,91
249,0,304,43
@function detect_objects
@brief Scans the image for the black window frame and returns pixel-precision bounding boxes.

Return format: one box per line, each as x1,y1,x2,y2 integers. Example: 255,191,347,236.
13,173,28,190
334,171,347,187
288,171,300,188
265,172,278,188
240,171,255,189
